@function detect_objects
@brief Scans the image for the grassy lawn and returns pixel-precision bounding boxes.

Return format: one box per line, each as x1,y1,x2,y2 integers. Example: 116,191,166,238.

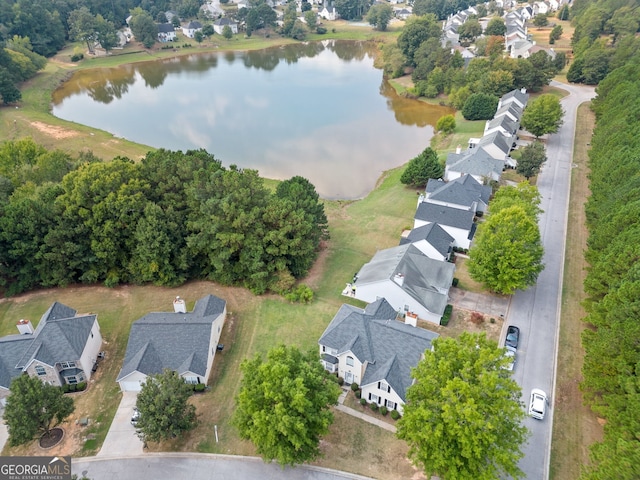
549,103,602,479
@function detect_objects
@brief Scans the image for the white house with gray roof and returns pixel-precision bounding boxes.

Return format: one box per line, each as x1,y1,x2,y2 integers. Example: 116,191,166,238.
414,200,477,249
318,298,439,413
117,295,226,392
0,302,103,402
400,223,454,261
445,148,506,183
353,244,455,324
424,175,491,214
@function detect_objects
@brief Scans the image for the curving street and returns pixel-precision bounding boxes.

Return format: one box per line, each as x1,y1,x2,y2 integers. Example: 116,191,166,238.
510,80,596,479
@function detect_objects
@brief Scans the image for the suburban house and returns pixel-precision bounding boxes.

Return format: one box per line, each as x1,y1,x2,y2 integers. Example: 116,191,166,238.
444,148,506,183
182,20,203,38
352,244,455,324
116,295,226,392
157,23,176,42
414,200,476,249
472,130,514,159
400,223,454,262
0,302,103,403
394,8,412,20
424,175,491,215
319,5,338,20
499,88,529,111
484,114,519,139
493,102,524,123
318,298,439,413
213,18,239,35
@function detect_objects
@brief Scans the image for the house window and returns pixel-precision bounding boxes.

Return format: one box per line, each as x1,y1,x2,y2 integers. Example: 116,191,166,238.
378,381,391,393
184,376,199,385
67,376,78,384
91,332,94,338
369,393,379,404
59,361,76,369
404,304,409,312
35,365,47,376
385,399,397,410
346,356,354,367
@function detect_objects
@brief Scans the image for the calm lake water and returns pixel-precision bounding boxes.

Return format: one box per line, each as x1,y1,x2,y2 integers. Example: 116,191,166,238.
52,41,453,199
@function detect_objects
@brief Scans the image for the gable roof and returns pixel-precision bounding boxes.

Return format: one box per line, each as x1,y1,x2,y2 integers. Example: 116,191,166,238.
184,20,203,29
0,335,33,391
400,223,454,258
485,114,518,135
355,244,455,317
157,23,175,33
214,18,238,26
414,201,475,230
425,175,491,210
446,148,506,179
15,303,97,369
494,102,524,121
319,298,438,401
477,130,513,158
117,295,226,382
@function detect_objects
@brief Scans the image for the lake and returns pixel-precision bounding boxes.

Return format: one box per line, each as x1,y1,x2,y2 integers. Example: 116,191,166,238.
52,41,453,199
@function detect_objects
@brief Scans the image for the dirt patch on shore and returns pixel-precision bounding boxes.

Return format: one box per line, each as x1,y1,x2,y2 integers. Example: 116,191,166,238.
30,121,79,140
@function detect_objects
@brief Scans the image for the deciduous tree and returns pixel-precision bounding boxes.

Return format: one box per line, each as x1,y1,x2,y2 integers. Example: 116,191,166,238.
397,333,528,480
135,369,197,444
129,8,158,48
366,3,393,31
400,147,444,187
233,345,341,466
4,375,75,446
521,93,563,138
435,114,456,134
468,204,544,294
484,17,506,36
462,92,499,120
516,141,547,179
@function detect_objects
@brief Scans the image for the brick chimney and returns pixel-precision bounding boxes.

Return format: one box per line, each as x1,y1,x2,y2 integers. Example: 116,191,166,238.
17,319,35,335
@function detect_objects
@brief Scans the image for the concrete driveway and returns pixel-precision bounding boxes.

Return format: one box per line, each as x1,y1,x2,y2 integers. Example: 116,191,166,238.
97,391,144,457
448,286,510,319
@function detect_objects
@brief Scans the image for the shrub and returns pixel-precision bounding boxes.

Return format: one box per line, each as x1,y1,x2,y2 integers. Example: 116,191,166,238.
350,382,359,391
490,317,496,324
194,383,206,392
462,93,499,120
62,384,70,393
436,114,456,134
452,277,459,287
440,304,453,326
390,409,401,420
370,402,379,412
69,384,77,392
284,284,314,303
360,398,367,406
337,376,344,386
70,53,84,62
380,405,388,416
355,389,361,399
77,382,87,392
470,311,485,325
316,26,327,34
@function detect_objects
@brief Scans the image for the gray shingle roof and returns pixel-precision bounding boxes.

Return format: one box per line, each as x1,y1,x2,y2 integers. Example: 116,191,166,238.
117,295,226,381
425,175,491,211
0,335,33,391
185,20,203,29
486,114,518,135
478,130,513,157
446,149,506,179
157,23,175,33
494,102,523,121
414,202,475,230
16,311,97,369
318,298,438,401
214,18,237,26
355,245,455,317
400,223,454,258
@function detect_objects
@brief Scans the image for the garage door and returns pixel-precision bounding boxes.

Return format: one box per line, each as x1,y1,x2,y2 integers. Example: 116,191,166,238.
119,381,142,392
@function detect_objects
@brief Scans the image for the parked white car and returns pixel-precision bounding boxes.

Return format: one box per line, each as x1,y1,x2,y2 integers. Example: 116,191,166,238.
503,345,516,371
529,389,547,420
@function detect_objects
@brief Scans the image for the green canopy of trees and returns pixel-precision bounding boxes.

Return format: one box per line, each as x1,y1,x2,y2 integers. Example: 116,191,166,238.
579,60,640,479
397,333,528,480
4,375,75,446
0,142,328,296
462,92,499,120
468,182,544,295
400,147,444,187
233,345,341,466
135,369,198,444
521,94,564,138
516,140,547,179
366,3,393,31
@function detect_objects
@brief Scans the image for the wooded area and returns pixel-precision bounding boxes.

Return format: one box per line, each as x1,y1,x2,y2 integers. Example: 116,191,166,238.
0,141,328,295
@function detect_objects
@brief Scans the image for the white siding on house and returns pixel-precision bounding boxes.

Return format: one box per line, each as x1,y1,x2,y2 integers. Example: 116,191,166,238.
335,350,364,385
361,382,405,414
410,239,449,262
413,220,471,250
79,320,103,382
118,371,148,392
204,306,227,383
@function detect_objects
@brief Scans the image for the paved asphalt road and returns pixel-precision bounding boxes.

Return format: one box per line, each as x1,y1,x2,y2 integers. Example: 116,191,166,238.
511,81,595,479
72,454,375,480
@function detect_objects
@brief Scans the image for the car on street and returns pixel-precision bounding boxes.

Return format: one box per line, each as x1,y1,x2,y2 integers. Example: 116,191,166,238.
503,346,517,371
529,389,547,420
506,325,520,349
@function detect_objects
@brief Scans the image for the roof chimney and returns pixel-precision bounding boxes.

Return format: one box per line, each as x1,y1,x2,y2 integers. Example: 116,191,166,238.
17,319,35,335
456,145,462,154
173,296,187,313
393,273,405,287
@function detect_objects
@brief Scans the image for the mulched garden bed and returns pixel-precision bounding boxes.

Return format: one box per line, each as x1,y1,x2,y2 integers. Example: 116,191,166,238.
39,428,64,449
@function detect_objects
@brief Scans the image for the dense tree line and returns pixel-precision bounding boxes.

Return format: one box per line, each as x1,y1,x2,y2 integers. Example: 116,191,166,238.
0,36,47,104
567,0,640,84
0,139,328,295
580,59,640,479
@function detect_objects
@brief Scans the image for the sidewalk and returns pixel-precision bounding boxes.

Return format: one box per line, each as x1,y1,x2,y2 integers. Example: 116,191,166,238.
335,388,397,433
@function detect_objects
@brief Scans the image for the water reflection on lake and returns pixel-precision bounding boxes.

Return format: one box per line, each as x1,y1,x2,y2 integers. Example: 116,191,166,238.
52,41,453,199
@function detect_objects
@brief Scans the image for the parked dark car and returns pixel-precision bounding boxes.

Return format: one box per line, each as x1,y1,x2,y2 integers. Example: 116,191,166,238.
506,325,520,349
